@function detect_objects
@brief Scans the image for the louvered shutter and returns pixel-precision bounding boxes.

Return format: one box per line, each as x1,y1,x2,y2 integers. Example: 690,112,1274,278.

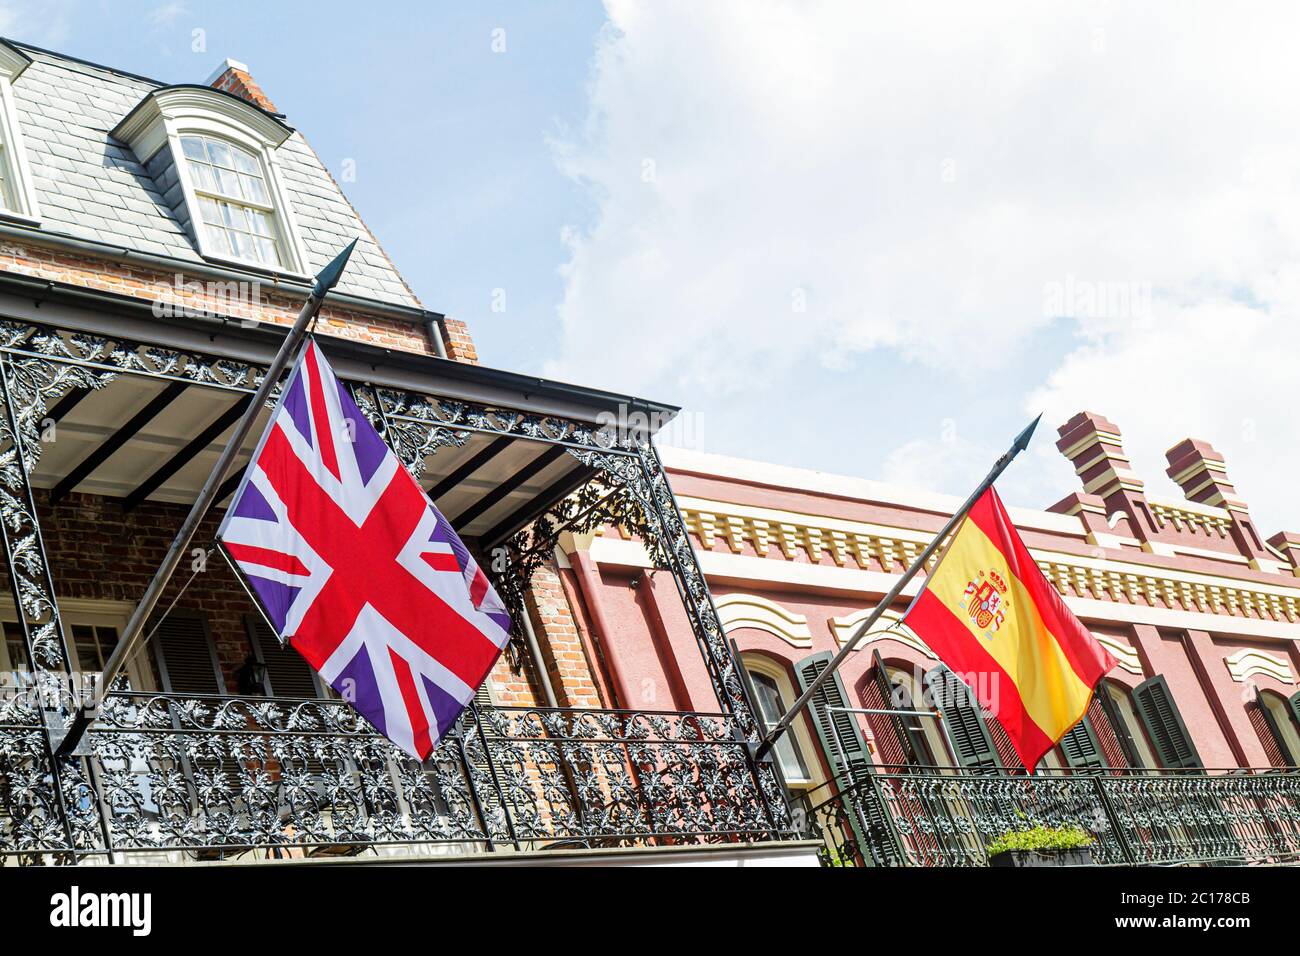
1097,683,1147,767
985,716,1025,771
152,614,225,695
1132,675,1203,769
244,615,321,699
1058,711,1107,771
1084,694,1128,770
861,651,922,768
1249,700,1289,768
1290,691,1300,727
924,666,999,773
794,651,901,866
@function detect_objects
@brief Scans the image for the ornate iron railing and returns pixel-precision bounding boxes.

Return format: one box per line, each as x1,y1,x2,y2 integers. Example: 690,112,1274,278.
808,765,1300,867
0,691,794,863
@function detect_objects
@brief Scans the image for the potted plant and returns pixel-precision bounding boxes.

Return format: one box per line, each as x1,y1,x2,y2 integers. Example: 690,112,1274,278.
985,825,1095,867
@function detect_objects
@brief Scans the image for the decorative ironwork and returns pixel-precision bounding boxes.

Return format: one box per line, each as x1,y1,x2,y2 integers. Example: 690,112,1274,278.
0,315,792,861
809,766,1300,867
0,694,792,861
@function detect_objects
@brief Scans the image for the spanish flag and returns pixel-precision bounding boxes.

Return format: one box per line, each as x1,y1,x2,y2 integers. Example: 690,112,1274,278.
904,487,1115,769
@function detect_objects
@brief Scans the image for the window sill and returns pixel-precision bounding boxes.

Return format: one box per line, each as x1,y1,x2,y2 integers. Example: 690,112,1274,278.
197,250,312,285
0,209,41,228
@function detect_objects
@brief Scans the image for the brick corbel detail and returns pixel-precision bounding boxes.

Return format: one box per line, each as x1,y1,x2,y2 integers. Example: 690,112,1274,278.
441,318,479,364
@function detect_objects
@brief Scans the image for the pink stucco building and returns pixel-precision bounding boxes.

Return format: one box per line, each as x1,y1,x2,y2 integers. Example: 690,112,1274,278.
541,411,1300,862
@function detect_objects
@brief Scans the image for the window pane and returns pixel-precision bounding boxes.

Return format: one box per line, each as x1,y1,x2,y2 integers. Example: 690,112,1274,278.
180,136,206,161
4,621,29,673
254,237,278,264
220,201,248,231
232,148,259,175
247,208,272,236
190,161,216,192
214,165,241,198
241,174,268,205
206,223,234,257
747,669,811,782
231,231,256,260
207,140,234,169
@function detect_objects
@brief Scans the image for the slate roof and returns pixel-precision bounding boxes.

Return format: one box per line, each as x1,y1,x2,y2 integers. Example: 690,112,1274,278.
5,42,421,309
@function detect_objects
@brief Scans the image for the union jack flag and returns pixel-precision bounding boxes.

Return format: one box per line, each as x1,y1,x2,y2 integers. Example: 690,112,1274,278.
217,339,511,759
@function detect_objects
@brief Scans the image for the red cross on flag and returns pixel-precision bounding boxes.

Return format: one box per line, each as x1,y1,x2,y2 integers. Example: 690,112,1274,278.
217,339,512,759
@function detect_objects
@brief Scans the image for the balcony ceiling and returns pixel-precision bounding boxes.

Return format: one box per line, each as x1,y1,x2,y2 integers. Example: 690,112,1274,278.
28,375,590,543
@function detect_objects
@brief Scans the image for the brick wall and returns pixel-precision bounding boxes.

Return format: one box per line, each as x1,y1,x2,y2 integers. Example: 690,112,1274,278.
0,490,591,709
524,563,603,708
0,237,434,356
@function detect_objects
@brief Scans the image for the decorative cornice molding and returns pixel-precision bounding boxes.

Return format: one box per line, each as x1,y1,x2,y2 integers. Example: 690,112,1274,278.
1224,648,1294,684
714,593,811,648
113,85,292,158
669,497,1300,626
1094,633,1142,675
828,609,937,660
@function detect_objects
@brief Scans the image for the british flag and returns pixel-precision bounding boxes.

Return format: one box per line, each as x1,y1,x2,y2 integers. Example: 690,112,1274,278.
217,339,511,759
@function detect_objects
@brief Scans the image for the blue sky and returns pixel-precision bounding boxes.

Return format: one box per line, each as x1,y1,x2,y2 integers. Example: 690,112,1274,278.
7,2,1300,538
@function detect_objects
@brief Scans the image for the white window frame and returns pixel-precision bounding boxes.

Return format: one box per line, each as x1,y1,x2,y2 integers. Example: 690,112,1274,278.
742,653,821,789
0,42,41,224
0,597,156,691
112,86,309,277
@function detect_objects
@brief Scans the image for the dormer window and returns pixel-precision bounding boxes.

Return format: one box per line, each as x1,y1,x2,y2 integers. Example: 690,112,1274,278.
0,42,40,223
181,135,281,267
113,85,308,276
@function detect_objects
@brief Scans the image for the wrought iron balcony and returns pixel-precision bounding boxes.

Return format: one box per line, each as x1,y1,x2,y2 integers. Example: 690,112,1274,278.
807,764,1300,867
0,691,796,863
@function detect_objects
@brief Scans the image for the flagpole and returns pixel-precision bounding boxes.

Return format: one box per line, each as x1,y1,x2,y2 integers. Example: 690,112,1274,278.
752,413,1042,764
54,239,359,756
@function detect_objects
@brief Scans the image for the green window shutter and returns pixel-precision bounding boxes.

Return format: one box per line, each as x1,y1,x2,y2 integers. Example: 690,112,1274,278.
1290,690,1300,728
152,613,225,695
1132,675,1203,769
864,650,927,767
1058,711,1107,771
794,651,901,866
924,665,999,773
794,651,871,783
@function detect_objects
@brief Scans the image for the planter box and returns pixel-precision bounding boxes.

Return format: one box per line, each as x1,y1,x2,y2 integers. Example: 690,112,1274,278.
988,847,1094,867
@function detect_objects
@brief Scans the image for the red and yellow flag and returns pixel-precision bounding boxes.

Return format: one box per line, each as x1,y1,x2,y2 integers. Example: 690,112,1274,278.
904,487,1115,769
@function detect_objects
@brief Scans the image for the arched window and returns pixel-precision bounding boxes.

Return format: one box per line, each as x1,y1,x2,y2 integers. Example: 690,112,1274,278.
1252,689,1300,767
181,135,281,267
742,654,814,786
1097,678,1159,768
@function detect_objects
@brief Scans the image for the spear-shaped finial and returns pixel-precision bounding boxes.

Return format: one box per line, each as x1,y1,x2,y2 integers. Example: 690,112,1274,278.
312,237,358,299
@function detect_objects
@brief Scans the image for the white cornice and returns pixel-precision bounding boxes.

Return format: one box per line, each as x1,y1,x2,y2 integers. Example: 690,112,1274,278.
0,42,31,82
113,86,291,160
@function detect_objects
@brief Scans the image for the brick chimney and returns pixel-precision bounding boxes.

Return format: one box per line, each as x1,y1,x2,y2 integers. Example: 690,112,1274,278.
207,59,278,113
1165,439,1245,511
1267,532,1300,577
1165,438,1272,566
1055,412,1145,504
1051,411,1163,551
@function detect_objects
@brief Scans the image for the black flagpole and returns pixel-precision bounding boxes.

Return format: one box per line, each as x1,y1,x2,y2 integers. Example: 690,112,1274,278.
54,239,359,756
753,413,1042,764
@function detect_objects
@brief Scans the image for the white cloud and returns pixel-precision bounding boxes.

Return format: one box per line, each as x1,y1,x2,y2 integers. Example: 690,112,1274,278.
551,1,1300,534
